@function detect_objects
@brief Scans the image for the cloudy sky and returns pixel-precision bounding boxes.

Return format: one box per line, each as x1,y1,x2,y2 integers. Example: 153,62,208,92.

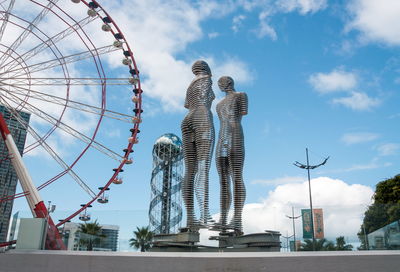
6,0,400,250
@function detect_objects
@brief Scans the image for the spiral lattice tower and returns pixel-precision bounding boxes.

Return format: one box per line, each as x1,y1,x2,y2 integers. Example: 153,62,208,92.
149,133,183,234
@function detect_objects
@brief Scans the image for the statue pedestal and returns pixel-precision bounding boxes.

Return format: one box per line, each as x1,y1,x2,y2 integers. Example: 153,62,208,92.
153,231,200,244
210,230,281,252
150,230,281,252
150,231,200,252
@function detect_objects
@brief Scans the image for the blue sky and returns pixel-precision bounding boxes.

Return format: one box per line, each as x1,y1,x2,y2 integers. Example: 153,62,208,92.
5,0,400,249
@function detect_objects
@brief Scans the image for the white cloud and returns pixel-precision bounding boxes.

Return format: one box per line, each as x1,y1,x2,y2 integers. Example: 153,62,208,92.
341,132,379,145
232,14,246,33
210,56,255,85
346,0,400,46
341,161,392,172
321,158,392,174
208,32,219,39
243,177,373,241
332,91,381,111
309,68,381,111
199,177,372,245
276,0,328,14
236,0,326,40
309,69,358,93
0,2,103,161
103,129,122,139
389,113,400,119
100,0,254,112
377,143,400,156
252,176,306,186
256,12,277,40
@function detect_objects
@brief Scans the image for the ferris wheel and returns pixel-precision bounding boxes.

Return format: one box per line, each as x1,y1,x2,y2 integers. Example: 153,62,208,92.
0,0,142,249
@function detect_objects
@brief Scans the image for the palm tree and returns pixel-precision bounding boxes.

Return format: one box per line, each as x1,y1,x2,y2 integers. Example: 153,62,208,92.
77,220,105,251
129,226,154,252
299,238,335,251
335,236,353,251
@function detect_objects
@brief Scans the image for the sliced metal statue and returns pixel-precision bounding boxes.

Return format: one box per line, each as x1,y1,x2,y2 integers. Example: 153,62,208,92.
181,60,215,229
216,76,248,235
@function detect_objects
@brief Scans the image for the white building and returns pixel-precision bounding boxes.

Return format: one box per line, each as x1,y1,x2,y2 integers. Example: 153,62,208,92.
61,222,119,251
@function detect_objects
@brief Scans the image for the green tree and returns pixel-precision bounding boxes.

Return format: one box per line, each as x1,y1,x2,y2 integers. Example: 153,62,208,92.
129,226,154,252
374,175,400,204
358,174,400,249
335,236,353,251
374,175,400,223
77,220,105,251
299,238,335,251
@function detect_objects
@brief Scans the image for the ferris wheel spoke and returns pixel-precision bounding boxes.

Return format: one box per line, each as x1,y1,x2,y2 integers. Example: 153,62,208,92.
2,15,97,72
0,0,60,67
0,96,97,198
2,77,130,86
2,91,124,162
0,84,133,123
4,45,119,77
0,0,15,42
26,127,97,198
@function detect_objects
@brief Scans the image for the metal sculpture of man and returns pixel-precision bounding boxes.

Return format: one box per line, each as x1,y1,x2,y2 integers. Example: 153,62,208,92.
181,60,215,229
216,76,248,235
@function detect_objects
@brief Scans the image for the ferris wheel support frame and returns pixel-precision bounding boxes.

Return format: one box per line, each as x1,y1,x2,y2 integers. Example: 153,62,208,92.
0,113,65,250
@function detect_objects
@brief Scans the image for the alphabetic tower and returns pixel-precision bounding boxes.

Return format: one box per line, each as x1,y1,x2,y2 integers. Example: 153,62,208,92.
149,134,183,234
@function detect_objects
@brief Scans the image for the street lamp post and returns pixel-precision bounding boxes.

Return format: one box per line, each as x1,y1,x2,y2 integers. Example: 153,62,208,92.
286,207,301,251
42,201,56,250
281,232,294,252
294,148,329,251
58,219,71,248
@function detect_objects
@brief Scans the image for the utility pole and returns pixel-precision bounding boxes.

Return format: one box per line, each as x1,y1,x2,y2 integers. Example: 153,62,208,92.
294,148,329,251
286,207,301,251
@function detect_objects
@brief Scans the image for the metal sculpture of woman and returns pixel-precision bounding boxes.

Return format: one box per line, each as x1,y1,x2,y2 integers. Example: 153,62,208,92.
181,60,215,229
216,76,248,235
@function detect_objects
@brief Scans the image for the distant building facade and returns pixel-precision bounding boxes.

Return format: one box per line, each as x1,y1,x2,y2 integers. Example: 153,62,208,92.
0,105,30,243
98,225,119,251
61,222,119,251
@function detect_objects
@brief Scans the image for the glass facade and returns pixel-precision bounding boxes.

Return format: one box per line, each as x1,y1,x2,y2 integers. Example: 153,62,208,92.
0,105,30,243
367,220,400,250
99,227,119,251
